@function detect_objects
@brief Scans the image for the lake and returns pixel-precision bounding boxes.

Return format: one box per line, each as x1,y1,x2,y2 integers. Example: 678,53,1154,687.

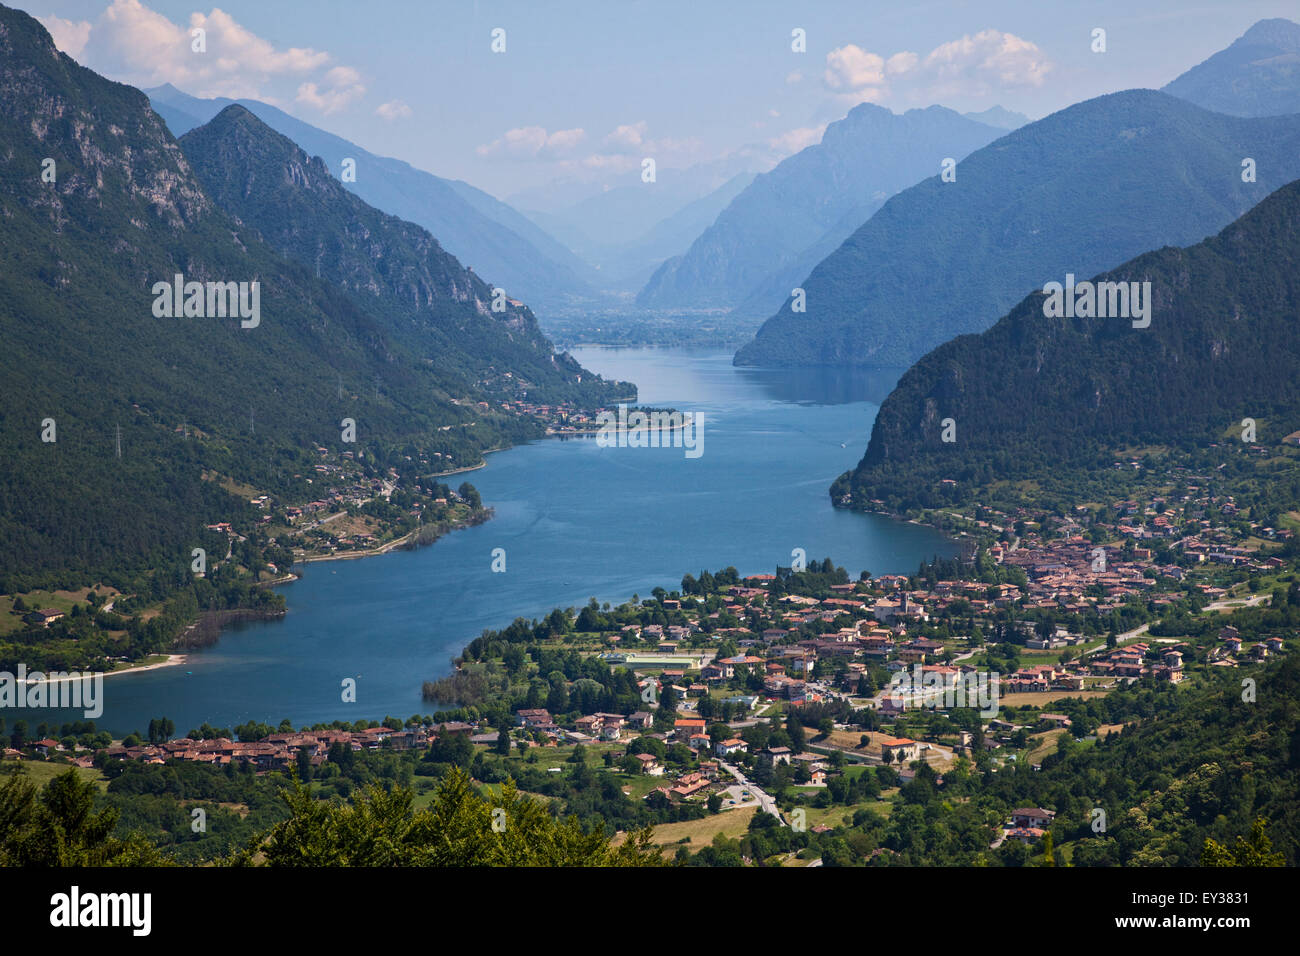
11,348,954,735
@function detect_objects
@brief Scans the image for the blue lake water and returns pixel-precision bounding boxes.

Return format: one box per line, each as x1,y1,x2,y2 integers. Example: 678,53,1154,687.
11,348,954,736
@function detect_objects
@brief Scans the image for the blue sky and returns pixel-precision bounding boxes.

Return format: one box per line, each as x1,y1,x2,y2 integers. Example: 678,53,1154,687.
20,0,1300,202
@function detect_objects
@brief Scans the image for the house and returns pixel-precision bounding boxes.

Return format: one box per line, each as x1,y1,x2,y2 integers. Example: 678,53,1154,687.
878,736,919,763
515,708,552,728
668,771,709,800
633,752,664,776
1006,826,1046,845
34,608,64,627
627,711,654,729
714,738,748,756
673,718,706,740
880,695,908,715
1011,807,1056,828
762,746,793,766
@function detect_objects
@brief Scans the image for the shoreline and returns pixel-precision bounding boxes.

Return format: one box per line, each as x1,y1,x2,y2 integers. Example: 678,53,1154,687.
294,528,420,565
105,654,189,680
292,507,493,566
16,654,190,685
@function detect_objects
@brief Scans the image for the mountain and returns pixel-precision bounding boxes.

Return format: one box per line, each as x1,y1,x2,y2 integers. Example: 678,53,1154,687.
511,156,763,255
962,105,1030,130
0,7,616,584
1163,18,1300,118
636,104,1006,315
177,105,620,407
144,85,596,313
538,171,757,294
735,90,1300,369
835,175,1300,513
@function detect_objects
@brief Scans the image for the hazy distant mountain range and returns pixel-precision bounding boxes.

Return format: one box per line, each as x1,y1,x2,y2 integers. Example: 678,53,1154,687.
1163,17,1300,117
636,104,1008,316
961,106,1030,130
519,168,759,294
734,89,1300,369
734,17,1300,370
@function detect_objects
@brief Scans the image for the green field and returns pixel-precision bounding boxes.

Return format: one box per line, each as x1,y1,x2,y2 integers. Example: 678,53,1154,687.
0,759,107,790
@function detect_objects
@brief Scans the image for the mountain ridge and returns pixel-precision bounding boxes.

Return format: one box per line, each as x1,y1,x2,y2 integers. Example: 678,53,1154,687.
145,84,597,313
177,104,625,409
836,174,1300,513
636,102,1006,316
734,89,1300,369
1163,17,1300,117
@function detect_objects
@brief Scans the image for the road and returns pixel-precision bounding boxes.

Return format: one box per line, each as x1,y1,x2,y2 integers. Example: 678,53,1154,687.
1079,593,1267,655
718,760,783,824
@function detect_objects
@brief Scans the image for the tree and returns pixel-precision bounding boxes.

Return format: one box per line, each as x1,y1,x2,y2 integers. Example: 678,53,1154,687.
146,717,172,744
786,713,806,754
1040,831,1055,866
251,766,662,866
1201,819,1287,866
619,754,644,775
0,769,164,866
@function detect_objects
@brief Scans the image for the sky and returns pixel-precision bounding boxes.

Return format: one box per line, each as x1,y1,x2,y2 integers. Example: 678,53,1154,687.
19,0,1300,206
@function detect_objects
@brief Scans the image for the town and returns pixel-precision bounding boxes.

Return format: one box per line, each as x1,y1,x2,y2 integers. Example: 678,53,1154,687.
6,476,1293,866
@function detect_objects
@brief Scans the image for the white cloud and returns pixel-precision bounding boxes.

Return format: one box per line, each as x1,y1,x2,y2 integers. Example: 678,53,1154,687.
922,30,1051,95
477,126,587,159
376,99,413,121
823,30,1051,106
823,45,887,99
43,0,363,109
603,121,648,151
886,51,918,75
37,14,92,59
577,153,639,172
767,123,827,157
295,65,366,114
544,127,586,152
785,70,803,85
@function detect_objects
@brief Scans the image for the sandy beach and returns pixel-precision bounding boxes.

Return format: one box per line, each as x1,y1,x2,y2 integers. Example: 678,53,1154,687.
12,654,190,686
104,654,189,680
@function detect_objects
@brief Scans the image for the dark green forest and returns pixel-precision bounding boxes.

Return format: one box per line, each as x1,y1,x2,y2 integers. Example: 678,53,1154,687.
838,176,1300,516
